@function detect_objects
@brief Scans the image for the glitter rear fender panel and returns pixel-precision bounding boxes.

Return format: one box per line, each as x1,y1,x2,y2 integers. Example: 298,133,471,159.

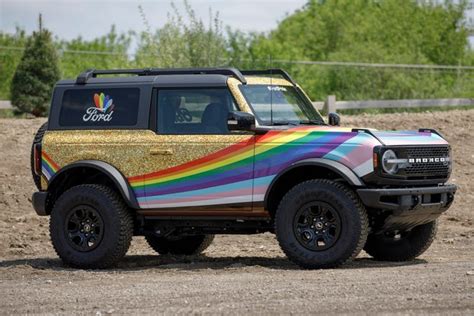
41,129,259,215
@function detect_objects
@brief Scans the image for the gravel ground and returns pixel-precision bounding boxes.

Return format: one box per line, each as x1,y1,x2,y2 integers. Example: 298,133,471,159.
0,110,473,315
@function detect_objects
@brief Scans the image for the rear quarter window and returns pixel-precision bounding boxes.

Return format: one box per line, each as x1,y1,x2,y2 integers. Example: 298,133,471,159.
59,88,140,127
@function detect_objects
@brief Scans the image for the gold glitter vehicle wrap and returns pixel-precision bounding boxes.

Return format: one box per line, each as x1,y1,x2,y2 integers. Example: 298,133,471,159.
41,130,252,187
39,74,327,215
41,75,296,191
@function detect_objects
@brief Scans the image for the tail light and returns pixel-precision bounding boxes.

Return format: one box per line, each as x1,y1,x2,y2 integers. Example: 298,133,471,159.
34,144,42,176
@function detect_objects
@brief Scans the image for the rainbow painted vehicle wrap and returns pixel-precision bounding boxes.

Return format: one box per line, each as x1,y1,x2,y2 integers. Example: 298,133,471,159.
127,127,447,209
42,151,60,180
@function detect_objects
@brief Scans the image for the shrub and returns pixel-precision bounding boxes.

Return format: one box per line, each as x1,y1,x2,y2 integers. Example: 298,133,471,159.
10,15,60,116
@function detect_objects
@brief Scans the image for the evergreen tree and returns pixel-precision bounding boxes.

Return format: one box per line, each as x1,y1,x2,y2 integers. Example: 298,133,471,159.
10,14,60,116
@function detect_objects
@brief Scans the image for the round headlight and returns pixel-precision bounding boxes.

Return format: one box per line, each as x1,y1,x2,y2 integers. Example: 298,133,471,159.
382,149,398,174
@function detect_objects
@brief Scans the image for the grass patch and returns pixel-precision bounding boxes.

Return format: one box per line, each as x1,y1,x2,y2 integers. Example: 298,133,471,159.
0,108,31,118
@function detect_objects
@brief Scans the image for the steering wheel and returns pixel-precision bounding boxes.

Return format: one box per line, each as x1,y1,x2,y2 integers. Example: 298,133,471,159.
175,108,193,122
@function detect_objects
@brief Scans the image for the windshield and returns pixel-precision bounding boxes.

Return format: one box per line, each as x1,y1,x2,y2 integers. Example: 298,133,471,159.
239,84,324,126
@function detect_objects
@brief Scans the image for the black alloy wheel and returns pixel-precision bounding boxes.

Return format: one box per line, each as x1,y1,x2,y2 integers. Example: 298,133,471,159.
294,201,341,251
275,179,368,269
50,184,133,269
65,205,104,252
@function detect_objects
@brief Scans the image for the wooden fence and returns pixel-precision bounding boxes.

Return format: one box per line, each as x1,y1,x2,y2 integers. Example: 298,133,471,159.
312,96,474,113
0,100,11,109
2,97,473,113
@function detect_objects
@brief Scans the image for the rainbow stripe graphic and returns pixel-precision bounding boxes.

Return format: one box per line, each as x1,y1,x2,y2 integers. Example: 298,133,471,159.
42,151,60,180
39,126,447,209
129,126,386,209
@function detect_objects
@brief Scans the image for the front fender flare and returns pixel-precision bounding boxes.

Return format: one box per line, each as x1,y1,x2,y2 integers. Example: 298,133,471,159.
264,158,365,209
48,160,139,209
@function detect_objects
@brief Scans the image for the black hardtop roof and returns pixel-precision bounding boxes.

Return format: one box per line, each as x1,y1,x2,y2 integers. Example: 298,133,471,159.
56,74,231,87
55,67,298,86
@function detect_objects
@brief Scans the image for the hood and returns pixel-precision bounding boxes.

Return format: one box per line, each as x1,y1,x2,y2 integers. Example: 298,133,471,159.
369,130,448,146
269,125,448,146
257,126,449,178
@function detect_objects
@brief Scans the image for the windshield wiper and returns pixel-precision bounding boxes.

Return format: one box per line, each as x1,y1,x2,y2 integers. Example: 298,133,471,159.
269,120,299,126
299,120,326,126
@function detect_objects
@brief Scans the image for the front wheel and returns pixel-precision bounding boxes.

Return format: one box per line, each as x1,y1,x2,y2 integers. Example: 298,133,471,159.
275,179,368,269
364,221,438,261
145,234,214,255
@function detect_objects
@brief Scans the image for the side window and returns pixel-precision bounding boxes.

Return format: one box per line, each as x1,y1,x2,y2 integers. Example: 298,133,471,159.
157,88,237,135
59,88,140,127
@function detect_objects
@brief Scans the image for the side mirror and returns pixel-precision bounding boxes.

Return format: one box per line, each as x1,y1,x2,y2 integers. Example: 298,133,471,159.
328,112,340,126
228,111,255,131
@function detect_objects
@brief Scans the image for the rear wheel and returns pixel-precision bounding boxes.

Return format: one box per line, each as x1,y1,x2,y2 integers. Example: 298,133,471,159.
275,179,368,269
145,234,214,255
364,221,438,261
50,184,133,269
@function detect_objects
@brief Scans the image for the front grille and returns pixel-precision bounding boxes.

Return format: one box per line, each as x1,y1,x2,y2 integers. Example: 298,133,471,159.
397,146,451,179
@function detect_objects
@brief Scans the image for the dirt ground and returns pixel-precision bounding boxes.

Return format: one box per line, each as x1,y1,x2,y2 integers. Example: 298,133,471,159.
0,110,473,315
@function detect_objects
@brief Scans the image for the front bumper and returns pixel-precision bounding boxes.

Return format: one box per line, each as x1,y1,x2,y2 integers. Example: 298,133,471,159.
32,192,48,216
357,184,457,232
357,184,457,212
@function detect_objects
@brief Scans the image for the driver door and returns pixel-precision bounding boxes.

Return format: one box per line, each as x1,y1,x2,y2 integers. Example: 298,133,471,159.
141,87,257,216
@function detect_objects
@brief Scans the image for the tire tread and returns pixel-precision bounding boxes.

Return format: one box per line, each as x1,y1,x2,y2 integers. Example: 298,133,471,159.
50,184,133,269
364,220,438,261
145,234,214,255
30,122,48,190
275,179,368,269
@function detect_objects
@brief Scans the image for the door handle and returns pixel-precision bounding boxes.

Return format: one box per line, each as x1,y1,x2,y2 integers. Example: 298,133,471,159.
149,148,174,155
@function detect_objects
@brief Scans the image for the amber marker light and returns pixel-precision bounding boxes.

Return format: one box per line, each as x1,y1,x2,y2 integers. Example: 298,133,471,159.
373,152,378,169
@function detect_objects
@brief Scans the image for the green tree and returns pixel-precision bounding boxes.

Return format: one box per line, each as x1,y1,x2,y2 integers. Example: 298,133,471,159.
135,0,226,67
0,29,27,100
245,0,472,100
58,25,132,79
10,15,60,116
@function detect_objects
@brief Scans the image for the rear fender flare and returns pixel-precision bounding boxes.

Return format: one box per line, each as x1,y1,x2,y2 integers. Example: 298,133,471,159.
48,160,139,209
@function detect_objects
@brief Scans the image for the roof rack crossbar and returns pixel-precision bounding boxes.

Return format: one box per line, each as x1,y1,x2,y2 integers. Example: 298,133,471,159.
75,67,247,84
240,69,297,86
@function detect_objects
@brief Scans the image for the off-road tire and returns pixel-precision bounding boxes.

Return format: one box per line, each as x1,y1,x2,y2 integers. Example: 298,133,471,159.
364,220,438,261
50,184,133,269
275,179,369,269
145,234,215,255
30,122,48,190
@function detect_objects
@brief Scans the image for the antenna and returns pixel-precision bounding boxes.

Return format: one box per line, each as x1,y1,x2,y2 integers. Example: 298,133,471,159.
38,13,43,33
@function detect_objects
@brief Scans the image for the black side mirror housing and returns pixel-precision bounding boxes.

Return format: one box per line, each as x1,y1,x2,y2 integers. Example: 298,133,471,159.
328,112,340,126
228,111,256,131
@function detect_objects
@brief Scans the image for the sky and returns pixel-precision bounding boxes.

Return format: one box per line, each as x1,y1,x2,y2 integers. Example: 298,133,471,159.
0,0,308,40
1,0,472,48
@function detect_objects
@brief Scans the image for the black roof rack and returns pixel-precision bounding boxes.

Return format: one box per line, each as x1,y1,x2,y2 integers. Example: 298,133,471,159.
240,69,297,86
76,67,247,85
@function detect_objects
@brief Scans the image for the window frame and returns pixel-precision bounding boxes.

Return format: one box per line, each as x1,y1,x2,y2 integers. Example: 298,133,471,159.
48,83,152,130
238,84,324,126
152,87,242,136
